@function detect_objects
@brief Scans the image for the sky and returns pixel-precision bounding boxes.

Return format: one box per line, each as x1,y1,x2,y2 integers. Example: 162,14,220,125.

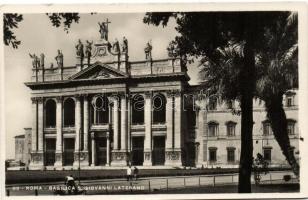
4,13,200,159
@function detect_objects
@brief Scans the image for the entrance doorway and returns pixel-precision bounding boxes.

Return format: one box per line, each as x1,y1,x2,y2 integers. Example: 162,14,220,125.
96,137,107,166
186,142,196,167
152,136,165,165
63,138,75,166
45,138,56,166
131,137,144,166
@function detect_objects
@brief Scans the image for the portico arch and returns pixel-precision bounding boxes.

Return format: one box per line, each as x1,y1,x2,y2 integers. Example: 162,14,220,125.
152,93,166,124
131,94,145,124
63,97,75,127
45,99,56,128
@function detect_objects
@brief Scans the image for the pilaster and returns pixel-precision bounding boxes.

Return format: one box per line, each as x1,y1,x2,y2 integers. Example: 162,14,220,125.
37,97,44,153
54,96,63,167
73,95,82,167
120,93,127,151
81,94,89,167
143,91,152,166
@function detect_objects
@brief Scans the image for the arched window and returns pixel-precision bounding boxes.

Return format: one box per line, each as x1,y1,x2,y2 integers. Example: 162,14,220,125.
152,94,166,124
91,95,109,124
208,121,219,137
45,99,56,128
63,98,75,127
132,94,144,124
262,120,272,136
226,121,236,136
287,119,296,135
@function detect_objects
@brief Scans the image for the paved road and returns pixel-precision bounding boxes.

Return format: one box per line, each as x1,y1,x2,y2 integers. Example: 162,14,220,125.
6,171,297,196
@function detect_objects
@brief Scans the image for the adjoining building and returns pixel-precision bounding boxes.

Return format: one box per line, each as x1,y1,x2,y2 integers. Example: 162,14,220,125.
14,128,32,166
20,22,299,170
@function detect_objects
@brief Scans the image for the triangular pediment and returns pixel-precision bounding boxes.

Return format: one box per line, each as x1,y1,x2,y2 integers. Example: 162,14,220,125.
69,62,128,80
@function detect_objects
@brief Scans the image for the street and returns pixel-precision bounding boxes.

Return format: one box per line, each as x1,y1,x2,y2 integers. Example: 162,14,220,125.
6,171,298,195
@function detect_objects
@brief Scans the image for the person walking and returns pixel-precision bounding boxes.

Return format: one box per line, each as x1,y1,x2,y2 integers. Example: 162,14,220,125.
133,166,139,181
127,165,132,181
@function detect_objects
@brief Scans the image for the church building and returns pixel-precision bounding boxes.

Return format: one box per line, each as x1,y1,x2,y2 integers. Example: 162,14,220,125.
23,21,299,170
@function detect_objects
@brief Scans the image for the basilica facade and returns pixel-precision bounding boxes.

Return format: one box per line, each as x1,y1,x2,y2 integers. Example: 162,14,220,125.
23,24,299,170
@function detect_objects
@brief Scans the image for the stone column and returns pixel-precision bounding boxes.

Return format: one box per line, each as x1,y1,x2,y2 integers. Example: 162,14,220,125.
29,97,44,169
37,97,44,153
165,92,174,166
165,91,182,167
113,96,119,150
110,93,128,166
143,91,152,166
80,94,89,167
110,95,125,166
106,134,110,166
54,96,63,168
120,94,127,151
91,133,96,166
31,97,38,152
73,95,82,167
166,92,174,150
127,96,131,159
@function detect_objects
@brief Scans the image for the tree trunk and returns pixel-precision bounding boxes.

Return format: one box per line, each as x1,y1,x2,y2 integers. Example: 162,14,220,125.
265,94,299,176
238,19,255,192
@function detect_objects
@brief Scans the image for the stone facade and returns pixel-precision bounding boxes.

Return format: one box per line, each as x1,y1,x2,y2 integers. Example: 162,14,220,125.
14,128,32,166
22,25,299,170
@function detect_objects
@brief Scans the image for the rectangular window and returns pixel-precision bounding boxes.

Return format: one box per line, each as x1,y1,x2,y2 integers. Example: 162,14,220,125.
263,123,272,136
263,148,272,161
208,124,218,137
227,123,236,136
287,97,293,107
227,149,235,162
287,122,295,135
209,148,217,162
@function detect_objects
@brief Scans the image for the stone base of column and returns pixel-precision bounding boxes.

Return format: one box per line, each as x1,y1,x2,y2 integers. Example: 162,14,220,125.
143,150,152,166
29,151,44,170
73,151,83,168
165,149,182,167
110,150,128,166
54,152,63,168
79,151,89,167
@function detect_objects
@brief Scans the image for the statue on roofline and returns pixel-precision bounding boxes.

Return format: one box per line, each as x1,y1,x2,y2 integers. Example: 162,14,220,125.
112,38,120,54
55,50,63,68
75,39,84,58
40,53,45,68
144,41,152,60
122,36,128,53
85,40,93,66
29,53,40,69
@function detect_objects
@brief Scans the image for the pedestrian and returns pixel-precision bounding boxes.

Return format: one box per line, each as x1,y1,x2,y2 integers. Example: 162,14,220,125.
133,166,139,181
127,165,132,181
65,174,77,194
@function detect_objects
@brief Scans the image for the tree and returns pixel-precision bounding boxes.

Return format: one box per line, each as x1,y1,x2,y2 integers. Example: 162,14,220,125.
202,12,299,176
3,13,80,49
255,12,299,176
144,12,291,192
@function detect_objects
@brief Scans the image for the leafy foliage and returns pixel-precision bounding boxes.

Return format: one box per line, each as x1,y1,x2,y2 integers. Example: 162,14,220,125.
3,13,23,49
3,13,80,49
144,11,297,192
255,12,298,99
46,13,80,33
